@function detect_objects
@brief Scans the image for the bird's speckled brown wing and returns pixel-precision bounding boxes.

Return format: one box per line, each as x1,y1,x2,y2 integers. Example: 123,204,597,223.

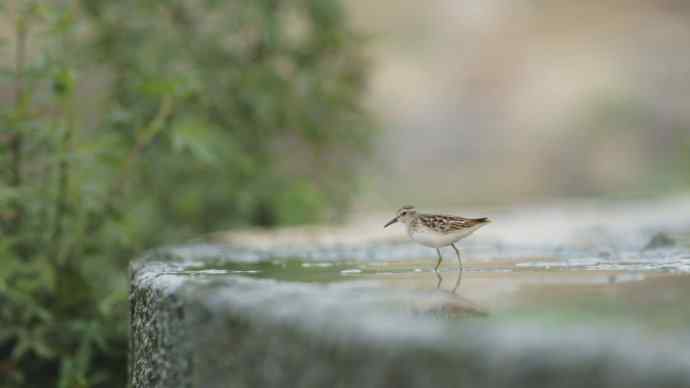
418,214,489,233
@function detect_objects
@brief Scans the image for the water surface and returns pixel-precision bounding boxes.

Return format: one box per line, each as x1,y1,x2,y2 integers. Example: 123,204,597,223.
181,257,690,334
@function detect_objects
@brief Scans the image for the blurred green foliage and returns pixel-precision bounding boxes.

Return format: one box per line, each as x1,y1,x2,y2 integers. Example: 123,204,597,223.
0,0,373,386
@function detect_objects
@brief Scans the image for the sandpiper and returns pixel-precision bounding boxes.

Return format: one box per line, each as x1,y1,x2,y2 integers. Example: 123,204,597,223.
384,205,490,271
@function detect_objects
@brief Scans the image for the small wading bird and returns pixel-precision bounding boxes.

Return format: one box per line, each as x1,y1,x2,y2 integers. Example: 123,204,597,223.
384,205,490,272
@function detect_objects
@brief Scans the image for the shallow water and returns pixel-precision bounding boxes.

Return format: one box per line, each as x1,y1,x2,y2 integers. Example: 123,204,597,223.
180,258,690,333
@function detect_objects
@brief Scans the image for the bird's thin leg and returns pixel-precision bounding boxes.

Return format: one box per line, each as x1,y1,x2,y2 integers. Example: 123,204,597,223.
435,270,442,289
451,243,463,270
450,244,463,293
434,248,443,272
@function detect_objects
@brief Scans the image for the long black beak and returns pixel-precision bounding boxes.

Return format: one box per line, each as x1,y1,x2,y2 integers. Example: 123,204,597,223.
384,217,398,228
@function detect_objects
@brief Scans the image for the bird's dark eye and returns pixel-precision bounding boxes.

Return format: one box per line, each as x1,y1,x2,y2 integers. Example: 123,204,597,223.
401,211,407,216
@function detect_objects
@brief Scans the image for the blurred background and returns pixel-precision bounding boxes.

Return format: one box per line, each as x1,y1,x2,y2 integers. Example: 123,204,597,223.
1,0,689,387
349,0,690,208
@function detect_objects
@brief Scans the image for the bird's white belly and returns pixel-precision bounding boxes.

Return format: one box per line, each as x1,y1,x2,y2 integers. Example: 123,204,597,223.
408,228,475,248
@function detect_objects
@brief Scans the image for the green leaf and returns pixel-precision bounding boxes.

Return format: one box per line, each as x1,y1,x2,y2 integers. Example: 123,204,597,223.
52,67,76,97
11,330,32,359
0,186,21,203
171,118,221,165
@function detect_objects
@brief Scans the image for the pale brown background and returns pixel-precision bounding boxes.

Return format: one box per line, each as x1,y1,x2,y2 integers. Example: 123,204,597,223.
346,0,690,210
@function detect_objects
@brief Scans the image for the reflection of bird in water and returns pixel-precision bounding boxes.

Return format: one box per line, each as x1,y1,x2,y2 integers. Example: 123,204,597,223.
384,205,490,272
434,268,462,294
415,269,488,318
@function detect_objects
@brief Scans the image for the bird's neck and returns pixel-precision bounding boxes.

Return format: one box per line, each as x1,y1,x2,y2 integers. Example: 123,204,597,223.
405,216,419,233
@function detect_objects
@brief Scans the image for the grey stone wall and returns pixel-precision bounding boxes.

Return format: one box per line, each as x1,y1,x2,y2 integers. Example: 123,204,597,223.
129,244,690,388
129,258,192,388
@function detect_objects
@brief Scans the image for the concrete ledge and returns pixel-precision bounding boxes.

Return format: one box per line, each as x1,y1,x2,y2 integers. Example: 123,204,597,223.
130,244,690,388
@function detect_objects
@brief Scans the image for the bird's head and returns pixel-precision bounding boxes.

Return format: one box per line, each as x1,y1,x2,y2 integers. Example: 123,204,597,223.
384,205,417,228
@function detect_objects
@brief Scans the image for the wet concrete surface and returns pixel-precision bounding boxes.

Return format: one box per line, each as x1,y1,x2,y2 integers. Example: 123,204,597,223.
173,256,690,334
